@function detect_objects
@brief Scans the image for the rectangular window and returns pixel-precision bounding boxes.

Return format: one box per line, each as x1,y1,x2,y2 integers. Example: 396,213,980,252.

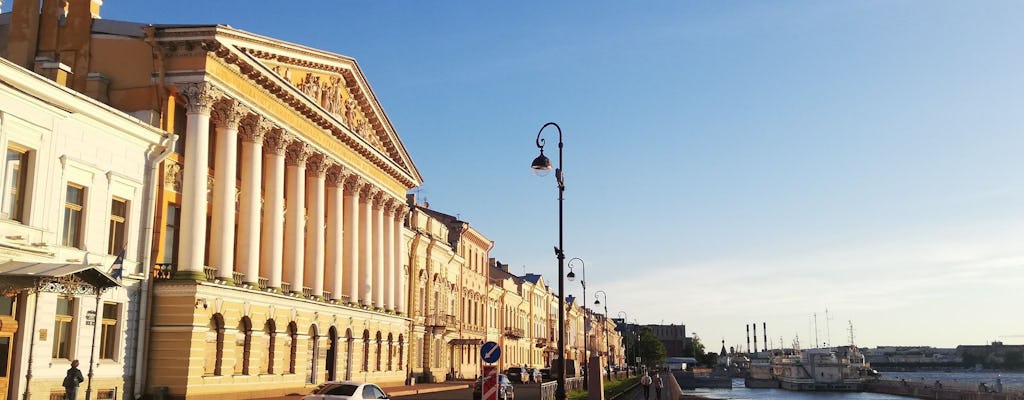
52,297,74,359
99,303,119,360
62,184,85,248
2,147,29,222
108,198,128,255
162,204,181,264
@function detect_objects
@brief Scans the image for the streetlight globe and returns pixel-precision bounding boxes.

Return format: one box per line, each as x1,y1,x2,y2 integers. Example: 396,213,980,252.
566,270,576,281
594,298,600,305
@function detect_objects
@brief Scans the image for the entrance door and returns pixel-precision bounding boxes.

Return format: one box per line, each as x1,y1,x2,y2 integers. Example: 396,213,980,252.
327,328,338,381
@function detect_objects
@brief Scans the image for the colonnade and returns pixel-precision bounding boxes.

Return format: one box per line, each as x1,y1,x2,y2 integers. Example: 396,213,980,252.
176,81,407,312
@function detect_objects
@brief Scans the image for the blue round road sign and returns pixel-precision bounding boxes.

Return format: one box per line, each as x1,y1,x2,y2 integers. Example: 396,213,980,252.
480,341,501,364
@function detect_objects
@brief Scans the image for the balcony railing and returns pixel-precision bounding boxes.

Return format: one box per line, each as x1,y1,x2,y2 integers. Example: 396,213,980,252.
425,314,456,328
503,327,525,339
536,337,548,348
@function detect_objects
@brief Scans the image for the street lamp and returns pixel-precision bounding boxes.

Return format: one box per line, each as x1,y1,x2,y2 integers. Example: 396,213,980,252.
566,257,587,386
531,122,567,400
594,290,610,380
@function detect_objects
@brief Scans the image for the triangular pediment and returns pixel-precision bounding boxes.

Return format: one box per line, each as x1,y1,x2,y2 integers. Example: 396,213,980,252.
208,27,422,186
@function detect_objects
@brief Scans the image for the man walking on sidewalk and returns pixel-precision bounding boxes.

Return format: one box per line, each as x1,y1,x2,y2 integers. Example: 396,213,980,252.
640,371,653,400
653,373,664,400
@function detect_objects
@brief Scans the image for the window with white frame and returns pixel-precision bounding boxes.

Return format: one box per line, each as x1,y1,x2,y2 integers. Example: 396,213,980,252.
2,146,30,222
108,197,128,255
62,184,86,248
52,297,75,359
99,302,120,360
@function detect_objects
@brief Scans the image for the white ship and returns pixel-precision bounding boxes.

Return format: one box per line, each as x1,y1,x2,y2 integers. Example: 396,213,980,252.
771,346,876,391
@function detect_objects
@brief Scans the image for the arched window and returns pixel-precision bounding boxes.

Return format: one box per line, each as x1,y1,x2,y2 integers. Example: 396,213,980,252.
387,333,394,370
308,325,319,384
398,335,404,370
327,326,338,381
238,317,252,375
264,319,277,374
361,330,370,372
375,331,382,371
205,314,224,376
288,322,299,374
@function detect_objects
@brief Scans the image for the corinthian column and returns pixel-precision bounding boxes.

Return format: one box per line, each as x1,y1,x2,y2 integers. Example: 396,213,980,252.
176,82,218,279
261,130,289,290
210,99,245,281
325,166,347,301
284,142,312,295
305,154,328,298
237,115,270,285
382,200,395,311
372,193,385,308
395,205,408,313
358,186,376,306
343,177,363,304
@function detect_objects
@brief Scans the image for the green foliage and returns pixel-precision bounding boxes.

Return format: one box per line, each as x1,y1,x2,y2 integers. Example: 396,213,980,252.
638,327,667,369
569,377,640,400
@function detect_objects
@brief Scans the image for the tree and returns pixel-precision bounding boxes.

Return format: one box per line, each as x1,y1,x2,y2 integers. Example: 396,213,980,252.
637,327,667,370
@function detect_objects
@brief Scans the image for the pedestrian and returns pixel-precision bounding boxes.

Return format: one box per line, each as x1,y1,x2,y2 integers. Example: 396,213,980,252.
640,371,653,400
653,372,664,400
533,367,542,383
63,359,84,400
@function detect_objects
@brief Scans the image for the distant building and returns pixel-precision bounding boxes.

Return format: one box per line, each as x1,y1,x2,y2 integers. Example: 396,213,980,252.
646,323,688,357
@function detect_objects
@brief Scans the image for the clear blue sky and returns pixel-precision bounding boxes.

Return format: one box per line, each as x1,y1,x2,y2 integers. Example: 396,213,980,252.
12,0,1022,348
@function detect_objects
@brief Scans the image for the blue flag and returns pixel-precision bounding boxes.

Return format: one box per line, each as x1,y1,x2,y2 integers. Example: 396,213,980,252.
110,248,125,280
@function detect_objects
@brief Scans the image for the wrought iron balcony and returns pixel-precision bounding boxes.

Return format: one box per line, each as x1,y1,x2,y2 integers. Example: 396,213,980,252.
503,327,525,339
425,314,457,328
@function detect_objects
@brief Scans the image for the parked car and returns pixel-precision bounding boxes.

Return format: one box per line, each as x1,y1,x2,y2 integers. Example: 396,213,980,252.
303,381,390,400
473,373,515,400
505,367,528,384
540,368,552,381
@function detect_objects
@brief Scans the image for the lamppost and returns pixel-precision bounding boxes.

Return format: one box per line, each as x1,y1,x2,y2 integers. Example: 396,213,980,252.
617,311,629,377
531,122,567,400
593,290,610,379
566,257,586,386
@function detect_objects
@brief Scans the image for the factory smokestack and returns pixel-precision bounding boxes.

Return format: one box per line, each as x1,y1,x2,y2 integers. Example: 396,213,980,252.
746,324,751,354
763,322,768,352
753,323,758,354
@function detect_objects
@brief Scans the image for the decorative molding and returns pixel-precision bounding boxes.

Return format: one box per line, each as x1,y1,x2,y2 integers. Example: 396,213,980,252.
164,160,183,192
211,98,247,128
263,129,290,155
325,164,348,186
306,154,330,177
284,142,313,166
239,114,271,143
180,82,220,115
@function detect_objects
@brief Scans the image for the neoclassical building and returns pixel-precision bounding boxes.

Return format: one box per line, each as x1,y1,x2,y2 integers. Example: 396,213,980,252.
2,0,422,398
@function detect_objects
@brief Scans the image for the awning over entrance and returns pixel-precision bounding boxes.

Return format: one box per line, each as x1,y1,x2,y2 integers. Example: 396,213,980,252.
0,260,121,290
449,338,483,346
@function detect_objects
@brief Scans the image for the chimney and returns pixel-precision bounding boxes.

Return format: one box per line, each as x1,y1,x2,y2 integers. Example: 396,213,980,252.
746,324,750,354
85,71,109,102
406,193,416,207
33,56,72,86
7,0,43,68
763,322,768,352
753,322,758,354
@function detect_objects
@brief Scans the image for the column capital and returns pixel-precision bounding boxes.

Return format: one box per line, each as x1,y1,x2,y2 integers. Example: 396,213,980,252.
393,204,409,221
264,129,291,155
343,175,365,194
285,141,313,166
368,187,386,207
325,164,349,186
181,82,220,115
211,98,247,129
306,153,330,177
239,114,272,143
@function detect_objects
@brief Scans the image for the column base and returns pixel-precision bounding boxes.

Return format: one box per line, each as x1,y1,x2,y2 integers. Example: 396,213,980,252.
172,270,208,282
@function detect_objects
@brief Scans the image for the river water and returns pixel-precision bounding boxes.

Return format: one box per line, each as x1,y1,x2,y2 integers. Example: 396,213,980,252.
685,372,1024,399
